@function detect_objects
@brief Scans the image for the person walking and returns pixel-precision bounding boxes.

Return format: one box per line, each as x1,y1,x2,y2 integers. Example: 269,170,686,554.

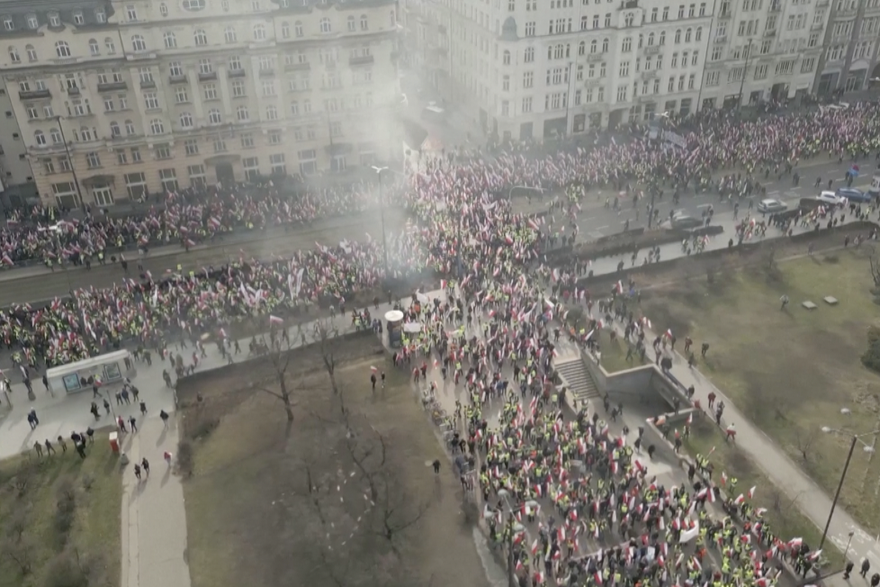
861,558,871,579
134,463,142,481
163,451,173,467
141,457,150,477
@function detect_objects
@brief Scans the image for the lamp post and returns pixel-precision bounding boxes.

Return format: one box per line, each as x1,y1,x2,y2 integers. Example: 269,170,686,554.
737,38,754,110
818,425,878,550
55,116,84,207
370,165,390,276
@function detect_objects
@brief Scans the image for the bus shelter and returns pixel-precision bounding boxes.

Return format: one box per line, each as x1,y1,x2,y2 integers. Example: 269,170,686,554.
46,350,134,394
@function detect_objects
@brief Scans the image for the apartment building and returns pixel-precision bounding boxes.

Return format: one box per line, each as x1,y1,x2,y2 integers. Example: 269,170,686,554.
698,0,829,109
814,0,880,94
403,0,713,141
0,0,400,207
0,82,36,204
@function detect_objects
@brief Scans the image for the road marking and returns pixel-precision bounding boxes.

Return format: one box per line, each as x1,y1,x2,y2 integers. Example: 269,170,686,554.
766,190,781,196
594,225,609,230
790,186,802,191
697,203,712,208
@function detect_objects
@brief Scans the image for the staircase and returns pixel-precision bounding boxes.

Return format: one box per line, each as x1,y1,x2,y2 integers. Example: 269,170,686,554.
555,356,601,404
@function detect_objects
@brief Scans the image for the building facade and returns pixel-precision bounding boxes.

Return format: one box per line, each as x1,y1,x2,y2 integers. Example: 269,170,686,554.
409,0,715,141
0,0,400,207
814,0,880,95
0,81,35,201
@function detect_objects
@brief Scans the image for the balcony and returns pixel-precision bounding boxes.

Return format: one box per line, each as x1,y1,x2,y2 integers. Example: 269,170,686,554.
66,86,80,95
139,80,156,89
284,62,310,72
587,53,604,62
642,45,661,55
227,68,246,78
198,71,217,81
714,35,727,44
349,55,375,66
258,68,275,77
764,29,776,37
19,89,51,100
641,70,658,80
97,81,127,92
168,74,188,84
718,10,731,18
811,23,823,31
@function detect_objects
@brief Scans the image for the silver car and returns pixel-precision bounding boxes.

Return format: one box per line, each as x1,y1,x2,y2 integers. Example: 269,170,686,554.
757,198,787,214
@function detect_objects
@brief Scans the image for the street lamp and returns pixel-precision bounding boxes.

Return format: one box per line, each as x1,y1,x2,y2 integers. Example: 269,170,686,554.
818,425,878,550
55,116,84,208
370,165,390,276
737,38,754,110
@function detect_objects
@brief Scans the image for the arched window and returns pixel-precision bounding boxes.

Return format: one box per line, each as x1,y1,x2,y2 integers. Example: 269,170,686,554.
50,128,62,143
685,27,692,42
88,39,99,55
253,23,266,40
110,121,120,136
164,32,177,48
131,35,146,52
194,29,208,46
319,17,331,34
150,119,165,135
224,27,236,43
578,41,585,56
55,41,71,58
265,105,278,120
590,40,597,53
159,3,168,16
695,27,702,42
236,106,249,121
347,16,356,32
179,112,193,128
503,50,511,65
34,130,46,146
601,38,609,52
294,21,304,37
648,33,655,45
674,29,681,43
360,14,368,30
208,109,222,124
659,31,666,45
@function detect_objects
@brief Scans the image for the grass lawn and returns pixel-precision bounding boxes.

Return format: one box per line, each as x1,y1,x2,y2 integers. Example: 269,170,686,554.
684,416,845,571
592,329,649,373
0,439,122,587
180,352,491,587
640,247,880,534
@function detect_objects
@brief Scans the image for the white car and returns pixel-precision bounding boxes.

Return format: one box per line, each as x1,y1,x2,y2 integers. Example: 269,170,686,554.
817,190,843,205
757,198,788,214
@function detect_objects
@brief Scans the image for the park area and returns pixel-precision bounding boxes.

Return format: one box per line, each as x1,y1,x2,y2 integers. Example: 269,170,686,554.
0,441,122,587
639,243,880,537
177,332,494,587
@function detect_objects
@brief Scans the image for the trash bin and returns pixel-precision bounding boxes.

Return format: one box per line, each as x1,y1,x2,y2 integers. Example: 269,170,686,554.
109,431,119,454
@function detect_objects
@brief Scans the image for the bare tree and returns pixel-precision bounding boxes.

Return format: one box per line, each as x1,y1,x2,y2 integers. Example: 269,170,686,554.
248,327,297,432
794,426,817,463
3,539,34,576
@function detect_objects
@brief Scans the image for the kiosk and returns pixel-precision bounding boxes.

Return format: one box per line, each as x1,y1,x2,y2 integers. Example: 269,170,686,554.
385,310,404,348
46,350,135,394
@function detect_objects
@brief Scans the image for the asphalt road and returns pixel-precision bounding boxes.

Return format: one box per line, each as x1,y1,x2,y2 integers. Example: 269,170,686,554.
0,158,870,307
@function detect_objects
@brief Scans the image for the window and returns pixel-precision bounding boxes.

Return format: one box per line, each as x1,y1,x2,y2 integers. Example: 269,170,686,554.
26,106,38,120
525,21,535,35
150,119,165,135
262,80,276,96
160,3,168,16
253,23,266,40
348,16,356,32
164,32,177,48
203,84,217,100
660,31,666,45
8,46,19,63
34,130,46,146
692,51,698,66
282,22,290,38
144,93,159,110
696,27,702,42
265,105,278,120
188,164,206,186
298,150,316,175
105,38,116,54
92,186,113,206
78,126,93,141
126,5,138,20
243,157,260,180
110,121,120,136
270,153,286,174
52,182,77,207
88,39,100,56
320,17,331,33
194,29,208,46
125,120,136,135
59,156,71,171
213,136,227,152
55,41,71,58
685,28,692,42
232,80,246,97
524,47,534,62
616,85,627,102
139,68,154,83
295,21,304,37
754,64,768,79
169,62,184,77
236,106,250,121
183,0,206,10
104,97,116,112
503,50,511,65
623,37,632,52
125,172,147,200
199,59,213,74
688,74,695,89
360,14,368,30
86,152,101,169
49,12,60,26
259,56,275,71
175,86,188,103
95,9,106,23
801,57,815,73
27,15,37,29
675,29,681,43
180,112,194,128
51,128,63,143
131,35,147,52
184,139,199,155
619,61,630,76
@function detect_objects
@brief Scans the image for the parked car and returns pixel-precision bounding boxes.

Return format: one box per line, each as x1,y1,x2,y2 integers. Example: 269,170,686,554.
669,214,702,229
816,190,842,205
836,187,872,203
757,198,788,214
